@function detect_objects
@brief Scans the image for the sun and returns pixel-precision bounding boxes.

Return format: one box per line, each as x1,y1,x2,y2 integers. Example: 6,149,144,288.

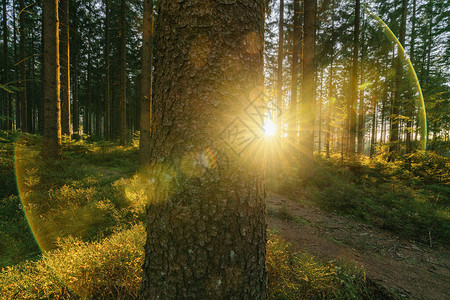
264,120,276,137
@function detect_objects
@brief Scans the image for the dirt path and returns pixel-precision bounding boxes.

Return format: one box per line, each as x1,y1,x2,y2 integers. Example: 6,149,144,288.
266,194,450,300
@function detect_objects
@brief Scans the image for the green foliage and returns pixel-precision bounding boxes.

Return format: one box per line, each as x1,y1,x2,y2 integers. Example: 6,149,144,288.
277,155,450,246
0,225,145,299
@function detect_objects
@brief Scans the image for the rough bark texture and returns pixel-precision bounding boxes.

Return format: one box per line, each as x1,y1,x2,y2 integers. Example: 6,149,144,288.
389,0,408,160
138,0,153,166
60,0,71,136
119,0,126,145
104,0,111,140
348,0,360,155
139,1,267,299
42,0,61,159
300,0,315,174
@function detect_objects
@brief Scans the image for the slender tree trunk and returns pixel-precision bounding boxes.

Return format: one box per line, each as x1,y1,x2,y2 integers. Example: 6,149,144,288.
289,0,300,144
86,46,91,135
59,0,70,136
370,77,379,157
2,0,9,130
276,0,284,140
406,0,417,154
103,0,110,140
13,0,19,129
325,1,335,158
357,11,366,154
139,0,266,298
18,0,27,131
138,0,153,165
42,0,61,159
348,0,360,155
389,0,408,160
300,0,316,175
318,71,323,154
119,0,127,145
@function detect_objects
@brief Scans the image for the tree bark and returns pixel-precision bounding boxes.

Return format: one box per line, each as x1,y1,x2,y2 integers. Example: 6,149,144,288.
300,0,316,174
138,0,153,166
119,0,126,145
406,0,417,154
139,1,266,298
59,0,70,137
42,0,61,159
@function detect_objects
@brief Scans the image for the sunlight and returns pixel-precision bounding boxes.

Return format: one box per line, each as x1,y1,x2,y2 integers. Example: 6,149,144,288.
264,120,276,137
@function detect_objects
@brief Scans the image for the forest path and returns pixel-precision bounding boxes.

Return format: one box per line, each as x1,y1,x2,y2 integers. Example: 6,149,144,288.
266,194,450,300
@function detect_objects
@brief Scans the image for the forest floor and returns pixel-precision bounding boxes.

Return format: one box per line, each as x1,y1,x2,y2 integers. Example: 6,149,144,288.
267,193,450,300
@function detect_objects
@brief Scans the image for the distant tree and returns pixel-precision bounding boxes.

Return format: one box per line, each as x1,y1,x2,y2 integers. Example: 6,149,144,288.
2,0,10,130
104,0,111,140
60,0,71,136
300,0,316,174
42,0,61,159
276,0,284,140
18,0,27,131
119,0,126,145
289,0,300,144
348,0,360,155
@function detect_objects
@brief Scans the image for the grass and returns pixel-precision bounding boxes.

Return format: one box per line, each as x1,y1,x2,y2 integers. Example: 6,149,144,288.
0,132,414,298
275,153,450,246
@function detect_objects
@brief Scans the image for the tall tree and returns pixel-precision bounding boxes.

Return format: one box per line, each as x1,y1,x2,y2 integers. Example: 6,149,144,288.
389,0,408,160
139,0,266,298
60,0,70,136
2,0,10,130
276,0,284,139
138,0,153,166
18,0,27,131
119,0,126,145
300,0,316,174
348,0,360,154
42,0,61,159
104,0,111,140
289,0,300,144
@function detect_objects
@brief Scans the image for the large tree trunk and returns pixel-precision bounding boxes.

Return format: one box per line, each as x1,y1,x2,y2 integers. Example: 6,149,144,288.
42,0,61,159
60,0,71,137
138,0,153,166
139,1,266,298
119,0,126,145
300,0,316,174
389,0,408,160
104,0,111,140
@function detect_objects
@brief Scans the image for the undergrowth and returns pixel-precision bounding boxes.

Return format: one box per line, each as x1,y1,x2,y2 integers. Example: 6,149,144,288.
275,153,450,246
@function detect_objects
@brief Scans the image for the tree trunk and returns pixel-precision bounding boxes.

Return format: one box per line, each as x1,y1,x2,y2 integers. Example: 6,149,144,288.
370,77,379,157
59,0,70,137
138,0,153,166
289,0,300,144
406,0,417,154
389,0,408,160
2,0,9,130
104,0,110,140
18,0,27,132
300,0,316,174
348,0,360,155
42,0,61,159
276,0,284,140
139,1,266,298
119,0,127,145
